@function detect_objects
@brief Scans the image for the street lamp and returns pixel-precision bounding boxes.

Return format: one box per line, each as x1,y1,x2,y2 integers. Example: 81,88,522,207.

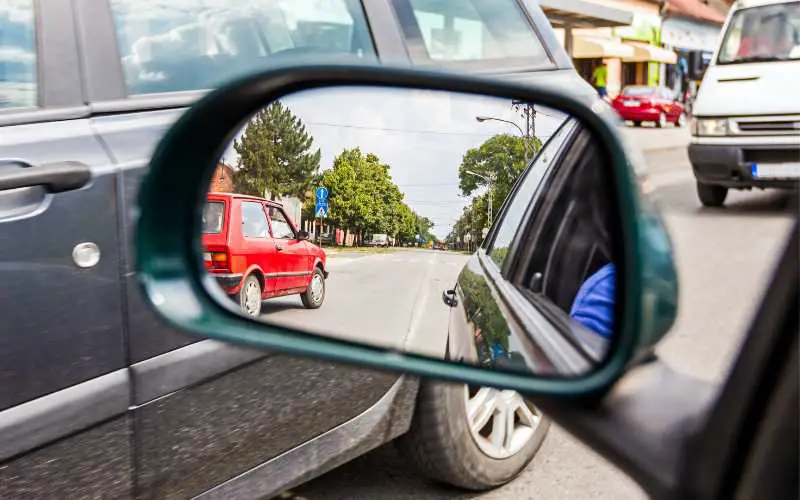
464,169,494,229
475,115,529,165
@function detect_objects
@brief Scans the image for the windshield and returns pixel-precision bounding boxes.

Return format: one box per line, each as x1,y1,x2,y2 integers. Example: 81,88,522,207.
202,201,225,234
622,87,655,96
717,2,800,64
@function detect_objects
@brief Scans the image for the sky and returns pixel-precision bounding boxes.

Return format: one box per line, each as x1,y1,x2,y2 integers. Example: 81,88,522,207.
222,86,569,239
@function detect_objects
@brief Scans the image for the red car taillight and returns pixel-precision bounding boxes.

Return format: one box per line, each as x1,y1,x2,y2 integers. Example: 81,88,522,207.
204,251,230,272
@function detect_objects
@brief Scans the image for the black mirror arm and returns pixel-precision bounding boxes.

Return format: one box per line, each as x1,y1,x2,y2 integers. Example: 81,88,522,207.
531,360,717,500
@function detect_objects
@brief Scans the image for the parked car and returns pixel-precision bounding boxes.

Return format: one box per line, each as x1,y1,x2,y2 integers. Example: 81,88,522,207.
202,193,328,317
689,0,800,207
365,233,390,247
611,85,687,128
0,0,606,498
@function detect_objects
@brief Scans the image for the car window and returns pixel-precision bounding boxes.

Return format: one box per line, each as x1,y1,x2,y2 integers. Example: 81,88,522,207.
268,207,295,239
487,120,576,268
0,0,37,110
202,201,225,234
390,0,548,65
109,0,376,96
241,201,268,238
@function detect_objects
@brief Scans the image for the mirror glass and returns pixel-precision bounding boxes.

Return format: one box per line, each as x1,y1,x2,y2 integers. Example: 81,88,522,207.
199,86,620,378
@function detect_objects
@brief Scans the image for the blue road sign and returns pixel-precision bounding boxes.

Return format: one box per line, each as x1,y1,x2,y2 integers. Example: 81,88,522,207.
315,187,329,203
315,204,328,218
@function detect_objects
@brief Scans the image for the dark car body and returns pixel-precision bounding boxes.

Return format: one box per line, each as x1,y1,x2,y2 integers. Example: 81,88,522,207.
0,0,601,497
612,86,686,126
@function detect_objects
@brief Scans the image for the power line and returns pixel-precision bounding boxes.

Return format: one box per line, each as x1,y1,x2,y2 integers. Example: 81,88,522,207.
306,120,558,139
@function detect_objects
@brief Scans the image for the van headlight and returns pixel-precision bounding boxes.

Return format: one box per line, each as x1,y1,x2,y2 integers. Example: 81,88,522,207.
693,118,730,136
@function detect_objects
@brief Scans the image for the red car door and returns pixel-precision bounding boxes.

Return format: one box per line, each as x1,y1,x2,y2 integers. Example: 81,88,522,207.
238,200,277,295
267,205,312,290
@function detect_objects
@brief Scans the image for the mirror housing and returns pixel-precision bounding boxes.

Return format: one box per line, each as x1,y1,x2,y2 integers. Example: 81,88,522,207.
136,63,678,398
296,230,310,240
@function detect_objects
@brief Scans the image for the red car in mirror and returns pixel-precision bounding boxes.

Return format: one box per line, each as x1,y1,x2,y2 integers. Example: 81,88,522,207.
202,193,328,317
611,86,687,128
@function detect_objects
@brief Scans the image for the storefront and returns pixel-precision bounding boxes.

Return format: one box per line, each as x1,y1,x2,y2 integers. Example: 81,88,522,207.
614,12,677,87
660,17,722,95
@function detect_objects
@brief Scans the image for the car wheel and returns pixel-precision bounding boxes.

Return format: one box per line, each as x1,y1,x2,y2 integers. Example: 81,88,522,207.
397,378,550,490
697,182,729,207
300,267,325,309
237,274,262,317
675,113,687,127
656,112,667,128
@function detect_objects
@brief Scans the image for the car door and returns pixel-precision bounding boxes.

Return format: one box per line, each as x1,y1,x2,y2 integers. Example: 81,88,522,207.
73,0,405,497
239,199,278,294
267,205,313,291
0,1,133,497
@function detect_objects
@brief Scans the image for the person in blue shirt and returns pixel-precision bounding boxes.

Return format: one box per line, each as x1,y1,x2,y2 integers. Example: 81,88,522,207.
569,263,616,339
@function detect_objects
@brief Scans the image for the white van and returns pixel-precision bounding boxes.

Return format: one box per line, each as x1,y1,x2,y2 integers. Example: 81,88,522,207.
689,0,800,207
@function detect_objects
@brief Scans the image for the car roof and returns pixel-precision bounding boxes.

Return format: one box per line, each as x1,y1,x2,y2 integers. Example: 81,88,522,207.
207,192,283,208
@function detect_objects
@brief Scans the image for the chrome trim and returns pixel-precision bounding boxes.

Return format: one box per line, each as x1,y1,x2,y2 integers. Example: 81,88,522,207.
0,369,129,462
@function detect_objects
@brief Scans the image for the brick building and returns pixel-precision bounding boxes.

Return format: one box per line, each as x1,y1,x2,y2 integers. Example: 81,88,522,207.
210,162,235,193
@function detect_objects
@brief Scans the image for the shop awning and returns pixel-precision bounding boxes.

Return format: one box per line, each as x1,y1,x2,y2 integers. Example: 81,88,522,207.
539,0,632,28
572,36,636,59
622,42,678,64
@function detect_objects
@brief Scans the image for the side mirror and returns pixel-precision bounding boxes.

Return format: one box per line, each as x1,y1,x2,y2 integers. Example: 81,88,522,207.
296,230,309,240
137,64,678,398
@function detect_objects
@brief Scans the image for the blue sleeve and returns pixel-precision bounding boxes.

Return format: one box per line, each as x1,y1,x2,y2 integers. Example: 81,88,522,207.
569,264,616,339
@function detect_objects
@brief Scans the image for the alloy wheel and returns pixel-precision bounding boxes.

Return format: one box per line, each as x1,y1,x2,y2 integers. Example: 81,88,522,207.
464,386,541,459
310,273,324,304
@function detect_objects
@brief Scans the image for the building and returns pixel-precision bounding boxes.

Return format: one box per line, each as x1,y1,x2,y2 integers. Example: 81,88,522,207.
210,162,235,193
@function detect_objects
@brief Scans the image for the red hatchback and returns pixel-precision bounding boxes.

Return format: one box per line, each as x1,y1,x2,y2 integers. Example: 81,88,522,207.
202,193,328,317
611,86,687,128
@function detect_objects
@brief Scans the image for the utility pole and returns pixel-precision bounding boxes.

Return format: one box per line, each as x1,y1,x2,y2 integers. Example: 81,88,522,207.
512,100,536,159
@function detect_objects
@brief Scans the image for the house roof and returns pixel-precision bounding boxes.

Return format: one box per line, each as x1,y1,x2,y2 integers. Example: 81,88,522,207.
666,0,728,24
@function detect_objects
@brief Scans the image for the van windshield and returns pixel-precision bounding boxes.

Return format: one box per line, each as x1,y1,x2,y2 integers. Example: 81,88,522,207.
203,201,225,234
717,2,800,64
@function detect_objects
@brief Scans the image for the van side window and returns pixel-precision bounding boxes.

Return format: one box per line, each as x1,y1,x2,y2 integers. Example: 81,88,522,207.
241,201,268,238
0,0,37,109
108,0,376,96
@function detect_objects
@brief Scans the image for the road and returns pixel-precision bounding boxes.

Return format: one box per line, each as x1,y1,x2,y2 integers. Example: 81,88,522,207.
278,125,796,500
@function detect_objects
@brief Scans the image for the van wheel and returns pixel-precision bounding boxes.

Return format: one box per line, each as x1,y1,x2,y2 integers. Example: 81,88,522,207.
697,182,728,207
237,274,262,317
397,379,550,490
301,267,325,309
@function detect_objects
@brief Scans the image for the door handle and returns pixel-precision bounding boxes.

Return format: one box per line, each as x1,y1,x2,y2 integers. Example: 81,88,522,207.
0,161,91,193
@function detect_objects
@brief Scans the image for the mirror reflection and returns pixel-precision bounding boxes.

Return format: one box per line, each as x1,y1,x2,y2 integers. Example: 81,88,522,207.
200,86,619,377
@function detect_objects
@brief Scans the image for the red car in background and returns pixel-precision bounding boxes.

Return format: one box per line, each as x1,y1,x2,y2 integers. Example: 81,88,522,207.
611,85,687,128
202,193,328,317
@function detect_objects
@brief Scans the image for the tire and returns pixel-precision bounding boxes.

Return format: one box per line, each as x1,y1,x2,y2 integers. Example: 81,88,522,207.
656,112,667,128
236,274,262,317
300,267,325,309
675,113,687,127
697,182,728,207
397,379,550,491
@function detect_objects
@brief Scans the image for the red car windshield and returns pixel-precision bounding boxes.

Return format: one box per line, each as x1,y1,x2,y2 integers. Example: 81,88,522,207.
621,87,655,97
203,201,225,234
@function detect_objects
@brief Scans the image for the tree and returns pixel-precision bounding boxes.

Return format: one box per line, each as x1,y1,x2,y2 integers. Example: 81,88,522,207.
458,133,542,209
233,101,321,199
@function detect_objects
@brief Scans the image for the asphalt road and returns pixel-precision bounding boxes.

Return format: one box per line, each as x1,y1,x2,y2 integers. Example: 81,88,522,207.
276,126,796,500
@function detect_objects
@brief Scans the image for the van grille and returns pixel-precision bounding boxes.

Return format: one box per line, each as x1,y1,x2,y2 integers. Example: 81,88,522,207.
734,115,800,135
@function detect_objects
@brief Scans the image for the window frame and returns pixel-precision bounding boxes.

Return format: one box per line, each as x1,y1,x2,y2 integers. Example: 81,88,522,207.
387,0,554,73
240,200,270,240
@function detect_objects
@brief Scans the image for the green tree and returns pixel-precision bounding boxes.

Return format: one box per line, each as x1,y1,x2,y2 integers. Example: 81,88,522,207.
458,133,542,208
233,101,321,199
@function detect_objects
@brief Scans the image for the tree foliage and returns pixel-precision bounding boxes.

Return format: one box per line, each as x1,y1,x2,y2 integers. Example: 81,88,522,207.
233,101,321,199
